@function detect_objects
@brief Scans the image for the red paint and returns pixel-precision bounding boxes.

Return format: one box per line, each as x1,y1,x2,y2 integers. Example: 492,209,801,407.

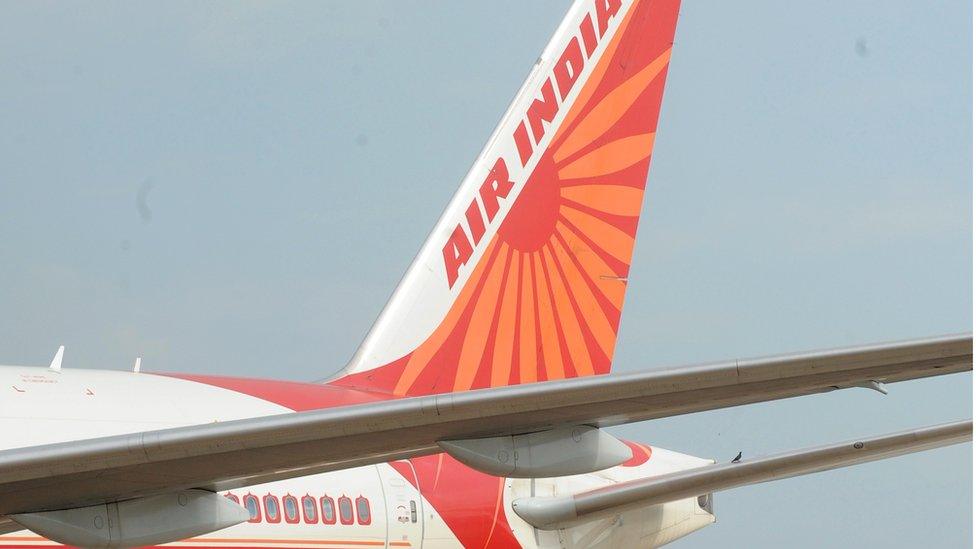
160,373,388,412
579,13,598,57
497,155,561,252
391,455,520,548
554,37,585,100
478,157,515,223
596,0,623,36
263,494,282,524
320,495,337,525
513,122,533,166
340,0,681,397
355,496,372,525
242,494,261,523
442,224,474,289
527,79,559,144
138,4,684,548
464,200,486,245
621,440,654,466
282,494,300,524
301,494,319,524
336,496,354,525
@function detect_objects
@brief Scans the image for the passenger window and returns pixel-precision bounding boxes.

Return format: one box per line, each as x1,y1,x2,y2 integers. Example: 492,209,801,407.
302,495,318,523
243,494,261,523
355,496,371,525
337,496,354,525
224,493,240,504
283,495,300,524
264,495,281,523
410,500,417,523
320,496,336,525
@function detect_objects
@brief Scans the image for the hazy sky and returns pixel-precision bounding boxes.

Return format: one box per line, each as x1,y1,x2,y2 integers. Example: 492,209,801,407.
0,1,971,547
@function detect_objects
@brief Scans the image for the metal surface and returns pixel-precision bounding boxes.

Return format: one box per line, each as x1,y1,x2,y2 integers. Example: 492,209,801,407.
0,518,19,536
0,333,970,515
12,490,249,548
512,419,973,529
439,425,631,477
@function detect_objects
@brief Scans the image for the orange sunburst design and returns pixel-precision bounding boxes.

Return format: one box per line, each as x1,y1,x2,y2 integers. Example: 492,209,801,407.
560,205,635,265
558,132,656,179
554,220,626,309
393,239,500,395
453,243,511,392
517,253,538,384
560,184,645,217
552,0,642,146
549,232,618,360
336,0,680,397
554,48,672,163
489,252,520,387
543,245,594,377
398,49,668,394
533,251,566,382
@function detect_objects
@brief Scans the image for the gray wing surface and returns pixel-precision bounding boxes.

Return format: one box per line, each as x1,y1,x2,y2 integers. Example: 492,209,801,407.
512,419,973,529
0,333,970,515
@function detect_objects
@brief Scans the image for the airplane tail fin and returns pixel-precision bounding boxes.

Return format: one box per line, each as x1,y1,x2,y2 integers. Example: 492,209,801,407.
332,0,681,396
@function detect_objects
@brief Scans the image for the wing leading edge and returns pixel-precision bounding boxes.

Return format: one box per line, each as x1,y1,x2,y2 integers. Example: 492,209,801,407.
0,333,970,515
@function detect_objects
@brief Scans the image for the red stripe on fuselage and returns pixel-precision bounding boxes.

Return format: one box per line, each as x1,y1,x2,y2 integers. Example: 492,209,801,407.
158,373,394,412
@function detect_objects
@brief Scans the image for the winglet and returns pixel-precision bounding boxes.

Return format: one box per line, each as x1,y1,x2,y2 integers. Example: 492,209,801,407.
133,357,142,373
49,345,65,372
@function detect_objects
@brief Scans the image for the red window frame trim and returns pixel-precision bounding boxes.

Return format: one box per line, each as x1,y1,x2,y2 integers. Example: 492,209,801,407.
301,494,319,524
224,493,240,504
263,494,282,524
282,494,300,524
337,495,354,525
320,495,337,525
242,494,262,524
355,495,372,526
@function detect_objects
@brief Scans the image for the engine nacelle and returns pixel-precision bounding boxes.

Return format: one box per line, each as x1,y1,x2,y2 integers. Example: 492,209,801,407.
12,489,249,548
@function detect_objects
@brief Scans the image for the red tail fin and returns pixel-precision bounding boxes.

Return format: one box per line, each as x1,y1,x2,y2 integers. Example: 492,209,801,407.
334,0,681,396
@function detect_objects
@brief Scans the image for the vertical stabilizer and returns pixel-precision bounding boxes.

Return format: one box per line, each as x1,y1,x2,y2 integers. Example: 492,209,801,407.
334,0,681,396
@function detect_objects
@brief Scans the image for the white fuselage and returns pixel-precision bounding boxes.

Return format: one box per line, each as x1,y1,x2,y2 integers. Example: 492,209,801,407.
1,365,714,548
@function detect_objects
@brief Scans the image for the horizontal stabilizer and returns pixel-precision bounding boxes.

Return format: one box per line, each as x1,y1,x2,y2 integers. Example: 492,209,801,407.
512,419,973,529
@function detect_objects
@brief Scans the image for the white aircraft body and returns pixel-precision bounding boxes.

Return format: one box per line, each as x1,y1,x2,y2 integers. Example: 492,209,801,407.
0,0,971,548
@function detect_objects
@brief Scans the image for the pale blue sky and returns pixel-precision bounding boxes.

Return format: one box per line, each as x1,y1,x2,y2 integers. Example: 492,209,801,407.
0,1,971,547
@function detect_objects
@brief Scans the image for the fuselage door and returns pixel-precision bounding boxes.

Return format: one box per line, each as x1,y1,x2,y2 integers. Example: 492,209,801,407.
378,461,424,549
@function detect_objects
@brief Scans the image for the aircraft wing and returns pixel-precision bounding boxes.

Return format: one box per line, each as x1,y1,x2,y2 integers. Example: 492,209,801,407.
0,518,20,536
511,419,973,529
0,333,970,515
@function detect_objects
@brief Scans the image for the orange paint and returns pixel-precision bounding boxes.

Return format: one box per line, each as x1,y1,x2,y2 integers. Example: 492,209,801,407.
558,133,655,180
542,246,594,376
549,232,619,361
533,252,566,381
553,3,640,146
561,206,635,266
453,243,511,392
517,254,538,383
490,251,520,387
559,184,645,217
395,240,499,395
555,48,671,162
